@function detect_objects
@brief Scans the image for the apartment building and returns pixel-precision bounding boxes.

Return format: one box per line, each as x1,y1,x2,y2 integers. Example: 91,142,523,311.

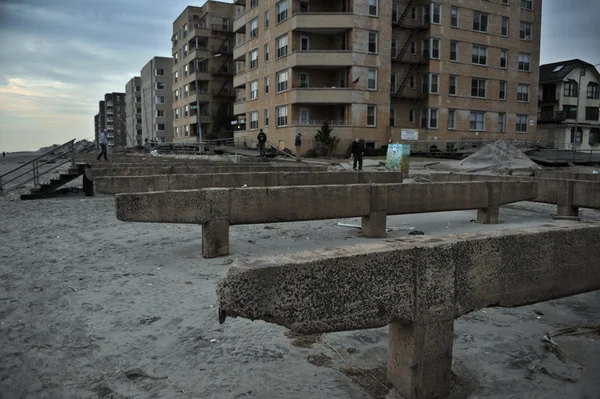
172,2,235,143
538,59,600,150
232,0,542,154
94,114,100,145
140,57,174,143
95,93,126,147
125,76,142,147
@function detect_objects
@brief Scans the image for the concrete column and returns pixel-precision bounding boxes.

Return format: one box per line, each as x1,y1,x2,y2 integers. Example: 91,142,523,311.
361,185,388,238
477,206,499,224
554,180,580,220
387,320,454,399
202,220,230,258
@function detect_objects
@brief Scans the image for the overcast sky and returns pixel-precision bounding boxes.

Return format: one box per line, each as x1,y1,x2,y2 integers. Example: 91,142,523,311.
0,0,598,152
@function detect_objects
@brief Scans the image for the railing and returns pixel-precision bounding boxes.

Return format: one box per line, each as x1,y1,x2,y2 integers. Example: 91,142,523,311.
539,92,560,103
212,24,232,32
538,111,566,123
292,83,350,89
290,120,350,126
0,139,77,196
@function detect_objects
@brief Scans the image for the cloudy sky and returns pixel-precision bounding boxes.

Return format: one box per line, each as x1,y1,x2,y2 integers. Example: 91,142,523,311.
0,0,598,152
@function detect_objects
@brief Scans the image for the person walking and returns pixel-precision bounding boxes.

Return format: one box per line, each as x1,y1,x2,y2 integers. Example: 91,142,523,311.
295,133,302,161
257,129,267,158
97,131,108,162
351,137,364,171
2,151,5,159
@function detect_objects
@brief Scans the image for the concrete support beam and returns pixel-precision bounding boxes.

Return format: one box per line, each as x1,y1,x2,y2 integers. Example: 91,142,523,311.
202,220,230,258
82,173,94,197
90,165,327,178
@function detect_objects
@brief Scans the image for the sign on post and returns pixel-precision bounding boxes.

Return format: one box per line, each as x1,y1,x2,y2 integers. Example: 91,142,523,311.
386,143,410,177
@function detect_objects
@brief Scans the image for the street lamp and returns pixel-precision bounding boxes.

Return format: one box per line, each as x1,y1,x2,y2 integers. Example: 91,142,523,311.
195,53,222,153
563,62,600,148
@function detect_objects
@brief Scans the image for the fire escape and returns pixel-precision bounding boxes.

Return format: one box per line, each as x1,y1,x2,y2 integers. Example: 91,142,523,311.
210,21,235,131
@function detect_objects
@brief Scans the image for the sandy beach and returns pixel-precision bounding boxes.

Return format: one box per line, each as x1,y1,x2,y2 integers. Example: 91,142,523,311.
1,154,599,399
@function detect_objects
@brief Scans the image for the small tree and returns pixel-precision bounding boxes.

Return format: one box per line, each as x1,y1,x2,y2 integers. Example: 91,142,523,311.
314,120,340,157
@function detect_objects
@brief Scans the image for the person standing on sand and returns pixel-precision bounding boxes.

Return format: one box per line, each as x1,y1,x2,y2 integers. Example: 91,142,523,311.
2,152,5,159
351,137,364,171
97,131,108,162
295,133,302,161
257,129,267,158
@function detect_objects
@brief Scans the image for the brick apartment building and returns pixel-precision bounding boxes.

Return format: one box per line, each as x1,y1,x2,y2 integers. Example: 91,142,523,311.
231,0,542,154
140,57,174,143
95,93,126,147
125,76,142,147
171,2,235,143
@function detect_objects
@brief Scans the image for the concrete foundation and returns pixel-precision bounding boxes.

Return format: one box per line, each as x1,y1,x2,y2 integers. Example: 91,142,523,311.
202,220,229,258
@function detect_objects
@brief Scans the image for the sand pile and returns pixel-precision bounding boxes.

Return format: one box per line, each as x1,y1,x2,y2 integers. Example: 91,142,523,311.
457,140,539,172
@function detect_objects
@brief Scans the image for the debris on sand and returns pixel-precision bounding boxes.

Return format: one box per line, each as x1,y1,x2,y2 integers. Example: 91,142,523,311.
307,353,333,367
457,140,539,172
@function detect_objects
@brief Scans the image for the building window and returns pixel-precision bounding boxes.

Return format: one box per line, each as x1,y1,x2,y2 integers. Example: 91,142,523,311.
473,11,488,32
155,68,165,76
276,70,288,92
516,115,528,133
155,82,165,90
184,104,189,117
430,73,439,94
155,123,165,131
175,109,179,120
264,10,269,28
471,79,487,98
276,106,287,126
174,71,179,83
276,0,288,23
184,64,189,77
420,109,427,128
368,31,378,54
429,108,438,128
586,107,599,121
367,105,377,127
448,110,456,130
571,127,583,143
587,83,600,99
498,113,506,132
423,38,439,59
276,35,288,58
503,0,510,4
450,41,458,61
368,0,378,16
155,110,165,118
392,39,398,58
264,109,269,126
518,53,531,71
451,7,459,27
501,17,509,37
264,43,269,61
409,75,415,88
499,81,507,100
449,75,457,96
249,18,258,38
184,125,189,136
410,41,416,55
470,112,485,131
589,129,600,146
249,111,259,130
409,109,415,123
472,45,488,65
368,69,377,90
411,7,417,20
391,73,397,92
250,0,258,8
517,83,530,102
390,108,396,127
422,74,428,94
249,49,258,69
431,3,441,24
264,76,269,94
500,49,508,68
563,105,577,119
249,80,258,100
521,0,533,10
564,81,578,97
155,96,165,104
520,21,532,40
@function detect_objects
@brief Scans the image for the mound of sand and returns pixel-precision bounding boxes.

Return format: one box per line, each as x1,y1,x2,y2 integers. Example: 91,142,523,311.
457,140,539,172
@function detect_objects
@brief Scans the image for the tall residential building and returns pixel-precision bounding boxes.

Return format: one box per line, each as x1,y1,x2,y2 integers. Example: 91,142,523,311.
141,57,174,143
94,114,100,145
172,2,235,143
232,0,542,154
125,76,142,147
96,93,126,147
538,59,600,150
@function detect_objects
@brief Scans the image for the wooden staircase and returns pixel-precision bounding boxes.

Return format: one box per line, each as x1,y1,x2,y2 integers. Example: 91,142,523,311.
21,164,90,200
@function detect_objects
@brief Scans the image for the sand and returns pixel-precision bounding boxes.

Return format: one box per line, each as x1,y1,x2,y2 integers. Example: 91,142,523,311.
1,155,600,399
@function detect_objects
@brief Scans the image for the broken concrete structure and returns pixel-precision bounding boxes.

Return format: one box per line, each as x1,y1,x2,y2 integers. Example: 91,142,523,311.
216,224,600,399
535,170,600,181
116,181,537,257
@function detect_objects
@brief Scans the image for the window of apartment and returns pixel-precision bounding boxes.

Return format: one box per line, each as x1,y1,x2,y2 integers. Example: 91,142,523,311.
500,49,508,68
498,113,506,132
368,31,378,54
564,81,578,97
422,74,429,94
264,43,269,61
276,35,288,58
451,7,459,27
409,109,415,123
471,79,487,98
184,104,189,117
184,64,189,77
136,107,141,114
472,45,488,65
264,109,269,125
423,38,439,59
250,0,258,9
249,80,258,100
586,107,599,121
155,96,165,104
183,23,188,37
368,0,378,17
563,105,577,119
571,127,583,143
174,71,179,83
410,41,416,55
368,69,378,90
264,76,269,94
517,83,530,102
390,108,396,126
501,17,509,37
175,126,179,137
249,111,259,130
518,53,531,71
448,110,456,130
155,82,165,90
391,73,397,92
137,118,142,124
249,49,258,69
276,105,287,126
430,73,439,94
392,39,398,58
521,0,533,10
429,108,438,128
431,3,441,24
367,105,377,127
264,10,269,28
300,35,309,51
411,7,417,20
503,0,510,4
175,108,179,120
409,75,415,88
299,72,309,88
276,70,288,92
276,0,288,23
470,112,485,131
155,110,165,118
174,52,179,64
588,82,600,99
449,75,457,96
473,11,488,32
520,21,532,40
420,109,427,128
184,125,189,136
499,81,507,100
450,41,458,61
155,123,165,131
155,68,165,76
250,18,258,38
516,115,528,133
392,3,399,23
174,89,179,101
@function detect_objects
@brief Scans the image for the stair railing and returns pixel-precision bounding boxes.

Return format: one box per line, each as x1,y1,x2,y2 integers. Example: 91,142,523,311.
0,139,77,196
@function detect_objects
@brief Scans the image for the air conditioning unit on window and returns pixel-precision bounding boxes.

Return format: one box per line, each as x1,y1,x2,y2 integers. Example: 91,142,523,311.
525,35,532,40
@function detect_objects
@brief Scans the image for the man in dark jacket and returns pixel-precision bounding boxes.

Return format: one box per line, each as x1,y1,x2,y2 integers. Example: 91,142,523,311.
294,133,302,161
350,138,364,170
257,129,267,158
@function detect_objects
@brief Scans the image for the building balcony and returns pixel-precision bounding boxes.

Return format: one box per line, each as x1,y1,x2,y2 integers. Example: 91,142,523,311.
538,111,566,124
290,12,353,30
392,54,429,64
107,133,115,138
290,119,350,127
288,50,354,67
233,42,247,61
290,87,353,104
233,100,250,116
538,92,560,104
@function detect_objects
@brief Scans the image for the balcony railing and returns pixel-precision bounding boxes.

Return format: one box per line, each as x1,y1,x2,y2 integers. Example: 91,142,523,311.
235,97,246,103
292,82,350,89
539,92,560,103
212,24,231,32
291,120,350,126
538,111,566,123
